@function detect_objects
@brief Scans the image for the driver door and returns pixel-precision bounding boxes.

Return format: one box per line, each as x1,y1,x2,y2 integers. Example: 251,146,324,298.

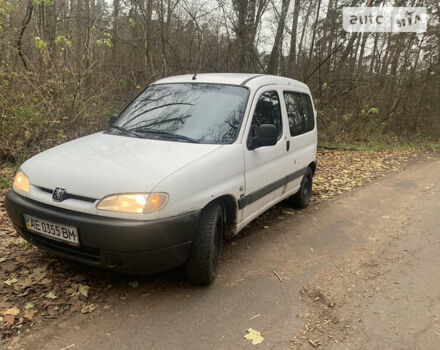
240,87,291,222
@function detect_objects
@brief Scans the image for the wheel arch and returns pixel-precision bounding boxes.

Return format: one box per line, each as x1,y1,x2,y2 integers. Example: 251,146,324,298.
205,195,238,240
309,161,317,176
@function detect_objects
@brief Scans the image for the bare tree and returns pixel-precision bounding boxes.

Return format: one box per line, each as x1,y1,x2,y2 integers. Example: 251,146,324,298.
267,0,290,75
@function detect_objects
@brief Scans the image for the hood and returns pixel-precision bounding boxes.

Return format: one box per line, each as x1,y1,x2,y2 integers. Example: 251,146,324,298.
22,132,222,200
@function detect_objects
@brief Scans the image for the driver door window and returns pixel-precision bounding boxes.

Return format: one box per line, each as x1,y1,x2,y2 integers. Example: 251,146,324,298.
248,91,283,148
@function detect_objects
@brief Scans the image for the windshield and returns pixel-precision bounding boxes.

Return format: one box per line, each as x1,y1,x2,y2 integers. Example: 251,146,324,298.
108,83,249,144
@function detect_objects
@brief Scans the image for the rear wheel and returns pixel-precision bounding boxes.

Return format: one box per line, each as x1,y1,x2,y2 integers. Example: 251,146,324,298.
290,167,313,209
185,202,224,285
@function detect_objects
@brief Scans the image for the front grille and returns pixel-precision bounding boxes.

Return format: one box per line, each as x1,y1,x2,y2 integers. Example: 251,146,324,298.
18,226,101,263
39,187,97,203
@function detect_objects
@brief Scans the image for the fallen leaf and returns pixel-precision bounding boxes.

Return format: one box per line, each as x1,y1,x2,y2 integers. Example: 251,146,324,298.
24,303,34,310
23,309,37,321
4,307,20,316
4,278,18,286
244,328,264,345
81,304,97,314
0,258,6,263
46,292,58,300
78,284,90,298
4,314,15,326
308,339,319,348
30,267,46,281
23,242,31,250
16,278,33,289
128,281,139,288
39,278,52,285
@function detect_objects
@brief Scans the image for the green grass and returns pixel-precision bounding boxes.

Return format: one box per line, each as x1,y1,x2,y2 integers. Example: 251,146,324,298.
0,176,12,189
0,163,18,190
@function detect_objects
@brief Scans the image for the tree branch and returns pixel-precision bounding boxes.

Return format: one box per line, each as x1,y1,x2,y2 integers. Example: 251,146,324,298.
17,1,34,71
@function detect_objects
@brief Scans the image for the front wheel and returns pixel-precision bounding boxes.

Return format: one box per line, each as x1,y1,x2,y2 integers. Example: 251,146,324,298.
185,202,224,285
290,167,313,209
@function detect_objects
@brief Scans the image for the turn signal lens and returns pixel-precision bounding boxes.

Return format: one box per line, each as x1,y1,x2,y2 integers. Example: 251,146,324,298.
144,193,169,214
13,170,30,193
96,193,168,214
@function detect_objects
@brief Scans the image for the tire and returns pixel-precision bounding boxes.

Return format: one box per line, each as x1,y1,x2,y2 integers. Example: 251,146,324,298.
290,167,313,209
185,202,224,285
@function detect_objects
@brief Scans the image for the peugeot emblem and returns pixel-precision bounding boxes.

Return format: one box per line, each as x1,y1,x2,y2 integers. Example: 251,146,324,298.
52,188,67,202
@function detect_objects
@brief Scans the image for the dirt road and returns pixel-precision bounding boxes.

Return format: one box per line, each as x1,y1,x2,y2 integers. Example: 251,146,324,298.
7,153,440,349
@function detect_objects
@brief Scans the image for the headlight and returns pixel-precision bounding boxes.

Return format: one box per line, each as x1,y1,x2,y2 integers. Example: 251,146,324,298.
13,170,30,193
96,193,168,214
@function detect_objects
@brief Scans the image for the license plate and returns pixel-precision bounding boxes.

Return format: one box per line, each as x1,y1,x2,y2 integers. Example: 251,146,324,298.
23,214,79,246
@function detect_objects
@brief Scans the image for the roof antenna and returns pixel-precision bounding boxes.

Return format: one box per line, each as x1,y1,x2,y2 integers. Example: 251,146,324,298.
192,72,197,80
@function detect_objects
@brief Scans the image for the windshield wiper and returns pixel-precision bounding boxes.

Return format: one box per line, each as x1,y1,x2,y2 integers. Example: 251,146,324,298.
108,125,143,138
128,127,199,143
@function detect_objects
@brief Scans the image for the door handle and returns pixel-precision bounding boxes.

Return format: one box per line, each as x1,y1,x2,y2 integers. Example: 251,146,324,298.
286,140,290,151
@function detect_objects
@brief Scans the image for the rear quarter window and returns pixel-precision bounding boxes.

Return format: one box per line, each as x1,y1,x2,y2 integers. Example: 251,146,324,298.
283,91,315,137
299,93,315,133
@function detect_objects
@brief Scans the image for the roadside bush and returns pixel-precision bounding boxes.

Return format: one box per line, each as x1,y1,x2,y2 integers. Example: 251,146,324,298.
0,63,128,163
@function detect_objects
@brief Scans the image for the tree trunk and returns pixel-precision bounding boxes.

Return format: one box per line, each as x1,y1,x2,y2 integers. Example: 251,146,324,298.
45,0,56,56
340,33,358,65
233,0,268,72
144,0,153,70
325,0,338,66
369,32,379,74
233,0,248,71
287,0,300,77
84,0,91,69
112,0,120,63
298,0,312,59
17,0,34,70
308,0,322,60
266,0,290,75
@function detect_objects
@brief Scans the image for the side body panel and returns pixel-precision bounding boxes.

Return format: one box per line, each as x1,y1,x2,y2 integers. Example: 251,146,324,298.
235,85,317,233
280,87,318,191
152,145,245,220
238,86,294,231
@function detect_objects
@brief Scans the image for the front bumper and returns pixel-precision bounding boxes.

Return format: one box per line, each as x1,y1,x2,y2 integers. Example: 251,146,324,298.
5,191,200,275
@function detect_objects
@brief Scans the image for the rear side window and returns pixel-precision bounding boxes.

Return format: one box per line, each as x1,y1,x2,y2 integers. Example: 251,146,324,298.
248,90,283,143
283,91,315,136
299,94,315,133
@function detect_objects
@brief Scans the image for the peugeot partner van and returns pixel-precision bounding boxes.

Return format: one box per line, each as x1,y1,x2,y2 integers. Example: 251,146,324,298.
6,73,317,284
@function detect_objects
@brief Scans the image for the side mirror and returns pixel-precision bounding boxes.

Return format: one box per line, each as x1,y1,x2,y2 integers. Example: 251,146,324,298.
109,113,119,126
249,124,278,150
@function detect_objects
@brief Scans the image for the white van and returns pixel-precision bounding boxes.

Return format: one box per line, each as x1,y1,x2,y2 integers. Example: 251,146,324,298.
6,73,317,284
